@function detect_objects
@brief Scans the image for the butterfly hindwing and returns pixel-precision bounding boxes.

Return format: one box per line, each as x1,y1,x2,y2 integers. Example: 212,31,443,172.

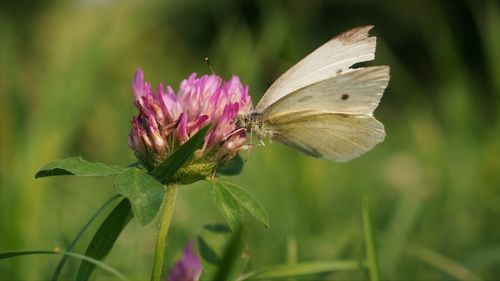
265,111,385,162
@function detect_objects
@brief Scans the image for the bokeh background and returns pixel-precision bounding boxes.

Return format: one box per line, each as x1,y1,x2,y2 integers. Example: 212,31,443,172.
1,0,499,280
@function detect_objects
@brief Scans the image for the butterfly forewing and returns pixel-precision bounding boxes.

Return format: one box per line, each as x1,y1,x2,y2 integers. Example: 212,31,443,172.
260,66,389,119
255,25,377,112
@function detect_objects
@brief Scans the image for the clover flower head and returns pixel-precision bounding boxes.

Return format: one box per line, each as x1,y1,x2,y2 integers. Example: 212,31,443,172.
128,69,252,183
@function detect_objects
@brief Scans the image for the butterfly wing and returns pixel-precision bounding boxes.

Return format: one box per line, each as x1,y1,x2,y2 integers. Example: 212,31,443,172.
255,26,377,112
259,65,389,162
264,111,385,162
260,66,390,119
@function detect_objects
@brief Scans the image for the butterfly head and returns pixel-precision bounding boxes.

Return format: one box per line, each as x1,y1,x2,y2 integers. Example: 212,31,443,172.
235,111,269,141
235,111,257,130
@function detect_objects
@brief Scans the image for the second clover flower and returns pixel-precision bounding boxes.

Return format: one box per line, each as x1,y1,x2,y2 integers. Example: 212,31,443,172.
128,69,252,183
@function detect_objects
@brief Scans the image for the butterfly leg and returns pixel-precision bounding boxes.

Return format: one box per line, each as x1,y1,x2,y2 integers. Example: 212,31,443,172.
245,127,254,159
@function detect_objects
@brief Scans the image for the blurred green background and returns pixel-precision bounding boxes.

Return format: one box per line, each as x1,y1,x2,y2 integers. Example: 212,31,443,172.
1,0,499,280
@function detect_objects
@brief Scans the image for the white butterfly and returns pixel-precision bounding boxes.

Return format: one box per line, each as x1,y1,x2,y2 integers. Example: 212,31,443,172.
238,26,390,162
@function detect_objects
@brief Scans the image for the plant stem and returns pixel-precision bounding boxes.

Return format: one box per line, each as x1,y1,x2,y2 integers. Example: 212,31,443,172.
151,184,178,281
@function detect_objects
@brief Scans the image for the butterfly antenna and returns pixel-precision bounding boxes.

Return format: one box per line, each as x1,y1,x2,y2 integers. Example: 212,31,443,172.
205,57,216,75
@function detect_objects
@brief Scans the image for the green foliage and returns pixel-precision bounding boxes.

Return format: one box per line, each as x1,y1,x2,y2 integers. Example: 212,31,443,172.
218,181,269,228
212,182,243,231
51,195,121,281
197,224,247,281
406,244,483,281
362,201,381,281
114,168,165,226
0,250,128,280
217,154,245,176
31,122,210,280
2,0,500,280
76,199,133,281
239,260,365,280
35,157,125,178
211,180,269,230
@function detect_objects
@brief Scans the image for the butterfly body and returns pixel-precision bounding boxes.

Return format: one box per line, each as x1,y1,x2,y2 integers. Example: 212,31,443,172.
239,26,389,162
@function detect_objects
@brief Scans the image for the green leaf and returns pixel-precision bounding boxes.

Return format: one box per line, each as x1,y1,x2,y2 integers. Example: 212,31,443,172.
149,125,209,184
35,157,125,178
217,154,244,176
76,198,133,281
238,260,365,280
219,181,269,228
51,194,121,281
212,182,243,231
197,224,247,281
114,168,165,226
0,249,128,281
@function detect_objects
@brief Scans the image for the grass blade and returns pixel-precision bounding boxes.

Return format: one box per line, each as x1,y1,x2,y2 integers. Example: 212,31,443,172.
286,235,298,265
76,198,133,281
362,200,381,281
213,225,245,281
0,249,128,280
407,243,483,281
197,224,246,281
238,260,365,280
51,194,121,281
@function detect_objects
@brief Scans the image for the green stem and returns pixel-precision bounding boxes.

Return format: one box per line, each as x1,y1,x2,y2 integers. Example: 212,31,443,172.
151,184,178,281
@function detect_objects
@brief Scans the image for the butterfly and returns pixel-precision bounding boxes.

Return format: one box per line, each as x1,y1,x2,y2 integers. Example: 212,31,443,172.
238,26,390,162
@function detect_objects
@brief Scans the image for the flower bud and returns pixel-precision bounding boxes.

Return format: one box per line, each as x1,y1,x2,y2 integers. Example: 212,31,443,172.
167,241,202,281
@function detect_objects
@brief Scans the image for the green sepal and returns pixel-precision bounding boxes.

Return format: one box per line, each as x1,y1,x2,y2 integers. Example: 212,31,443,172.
149,125,210,184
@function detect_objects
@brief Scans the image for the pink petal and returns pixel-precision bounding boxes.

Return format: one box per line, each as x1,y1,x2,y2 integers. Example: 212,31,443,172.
132,69,145,103
167,241,202,281
177,113,189,143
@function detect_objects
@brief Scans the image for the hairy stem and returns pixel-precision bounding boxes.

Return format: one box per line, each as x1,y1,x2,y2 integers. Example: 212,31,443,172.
151,184,178,281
